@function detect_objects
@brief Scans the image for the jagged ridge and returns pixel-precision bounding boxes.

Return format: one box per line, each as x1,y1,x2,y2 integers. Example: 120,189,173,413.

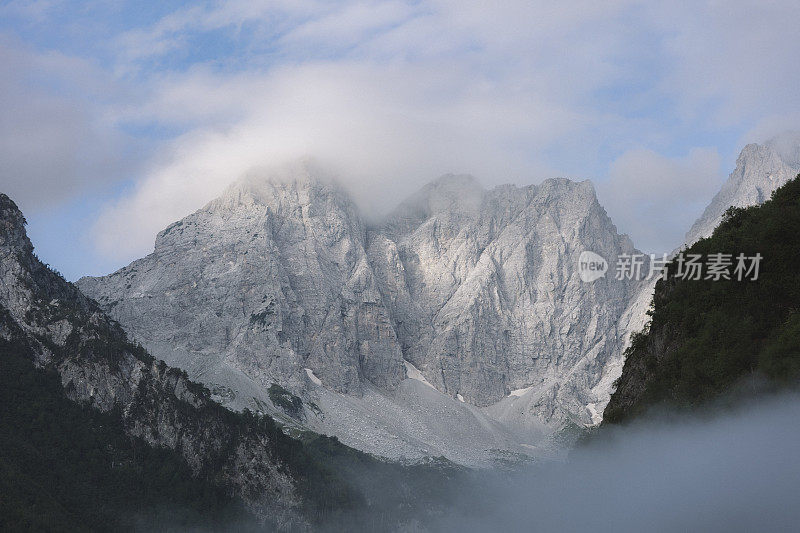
76,165,645,467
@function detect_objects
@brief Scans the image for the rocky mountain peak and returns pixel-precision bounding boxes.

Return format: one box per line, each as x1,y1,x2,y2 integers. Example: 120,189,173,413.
380,174,485,238
765,130,800,167
539,176,596,199
423,173,485,201
155,161,366,257
0,193,31,254
683,134,800,247
79,167,646,461
211,160,347,208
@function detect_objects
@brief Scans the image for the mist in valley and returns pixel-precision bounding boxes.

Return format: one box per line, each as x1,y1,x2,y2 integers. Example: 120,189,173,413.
309,393,800,533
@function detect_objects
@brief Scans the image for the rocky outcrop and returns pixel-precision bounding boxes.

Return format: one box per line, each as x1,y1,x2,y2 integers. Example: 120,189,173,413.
0,193,306,529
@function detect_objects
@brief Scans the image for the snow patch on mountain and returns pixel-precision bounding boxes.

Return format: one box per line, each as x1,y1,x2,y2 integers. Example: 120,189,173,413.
403,360,435,389
305,368,323,386
509,386,534,397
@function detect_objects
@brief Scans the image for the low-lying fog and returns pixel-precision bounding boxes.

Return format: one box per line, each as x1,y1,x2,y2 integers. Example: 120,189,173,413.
433,393,800,532
149,394,800,532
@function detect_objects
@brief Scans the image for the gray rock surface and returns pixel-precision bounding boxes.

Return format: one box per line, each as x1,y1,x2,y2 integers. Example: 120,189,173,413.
78,163,645,462
80,164,405,400
369,175,643,416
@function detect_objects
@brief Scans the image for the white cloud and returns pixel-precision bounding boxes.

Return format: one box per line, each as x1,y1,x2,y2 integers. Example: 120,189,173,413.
93,1,645,261
652,0,800,126
93,59,581,258
598,148,724,253
0,40,136,212
5,1,800,270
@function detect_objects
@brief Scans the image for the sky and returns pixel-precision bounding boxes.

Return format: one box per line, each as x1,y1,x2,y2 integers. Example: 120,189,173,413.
1,0,799,280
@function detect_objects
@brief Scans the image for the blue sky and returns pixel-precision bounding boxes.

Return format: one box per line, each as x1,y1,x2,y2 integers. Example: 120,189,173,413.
2,0,799,280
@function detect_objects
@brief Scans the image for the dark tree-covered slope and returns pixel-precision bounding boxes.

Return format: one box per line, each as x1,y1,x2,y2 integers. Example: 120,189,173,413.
604,175,800,424
0,316,252,531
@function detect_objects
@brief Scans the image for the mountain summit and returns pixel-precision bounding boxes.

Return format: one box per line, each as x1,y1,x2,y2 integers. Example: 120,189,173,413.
0,192,310,528
683,132,800,247
78,166,644,463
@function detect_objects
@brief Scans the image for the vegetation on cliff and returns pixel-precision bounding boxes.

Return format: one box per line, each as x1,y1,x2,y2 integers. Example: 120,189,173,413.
605,175,800,423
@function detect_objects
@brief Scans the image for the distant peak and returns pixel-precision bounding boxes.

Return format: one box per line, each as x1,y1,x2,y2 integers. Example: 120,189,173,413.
237,158,336,189
406,173,485,214
737,131,800,168
532,177,599,205
428,173,483,190
540,176,596,192
209,158,348,211
414,174,485,203
765,131,800,168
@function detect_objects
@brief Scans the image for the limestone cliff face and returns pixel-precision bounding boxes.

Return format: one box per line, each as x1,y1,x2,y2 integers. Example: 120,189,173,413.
0,193,305,529
79,167,405,398
369,175,642,415
79,166,643,429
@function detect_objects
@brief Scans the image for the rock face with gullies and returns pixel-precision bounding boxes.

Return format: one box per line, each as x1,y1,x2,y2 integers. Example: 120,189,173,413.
79,164,406,401
683,132,800,247
368,174,643,415
79,164,644,433
0,193,306,529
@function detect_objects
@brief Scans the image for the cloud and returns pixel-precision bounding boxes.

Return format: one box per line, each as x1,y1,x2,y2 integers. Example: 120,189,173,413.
434,394,800,532
653,1,800,127
3,1,800,272
90,1,647,261
0,40,136,213
92,59,583,258
598,148,724,253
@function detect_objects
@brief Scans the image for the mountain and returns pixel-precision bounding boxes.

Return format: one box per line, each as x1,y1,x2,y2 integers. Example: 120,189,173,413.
79,163,405,400
683,132,800,247
608,133,800,419
0,193,303,529
0,315,251,530
604,174,800,423
369,175,642,415
78,165,645,463
0,192,463,530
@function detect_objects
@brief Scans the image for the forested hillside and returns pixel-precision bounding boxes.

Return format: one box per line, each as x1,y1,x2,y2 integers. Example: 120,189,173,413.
604,175,800,423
